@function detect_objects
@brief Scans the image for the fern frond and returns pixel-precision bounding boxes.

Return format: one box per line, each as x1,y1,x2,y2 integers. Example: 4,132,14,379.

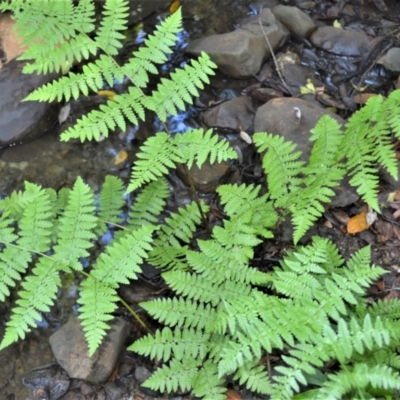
79,224,155,354
173,128,237,168
0,246,31,302
140,358,201,393
60,87,145,142
94,0,128,56
147,53,217,121
0,257,61,350
52,177,97,271
131,327,210,362
315,363,400,400
97,175,125,234
253,133,305,203
27,55,122,103
124,7,182,87
127,133,182,192
141,297,218,330
127,178,169,230
148,245,188,270
234,359,272,395
163,270,252,307
17,182,54,253
192,361,227,400
157,202,207,247
78,278,119,355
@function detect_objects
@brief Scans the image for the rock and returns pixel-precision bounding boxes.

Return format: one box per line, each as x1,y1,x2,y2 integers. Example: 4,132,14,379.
0,58,60,147
0,14,28,69
202,96,256,132
310,26,371,57
176,160,233,193
383,48,400,74
272,5,316,38
49,316,130,384
135,366,152,383
248,87,284,103
186,8,289,78
22,363,70,400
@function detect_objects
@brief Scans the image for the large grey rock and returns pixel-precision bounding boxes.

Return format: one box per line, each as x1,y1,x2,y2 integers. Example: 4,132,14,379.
49,316,130,384
272,5,316,38
186,8,289,78
0,58,59,147
310,26,371,57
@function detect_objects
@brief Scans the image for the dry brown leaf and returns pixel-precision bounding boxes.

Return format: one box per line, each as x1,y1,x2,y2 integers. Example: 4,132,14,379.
226,389,242,400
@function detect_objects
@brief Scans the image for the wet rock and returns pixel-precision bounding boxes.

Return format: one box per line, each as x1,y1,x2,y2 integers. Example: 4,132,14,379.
177,161,233,193
103,381,127,400
383,48,400,74
186,8,289,78
202,96,256,132
272,5,316,38
310,26,371,57
22,363,70,400
134,366,152,383
248,87,284,103
49,316,130,384
0,58,60,147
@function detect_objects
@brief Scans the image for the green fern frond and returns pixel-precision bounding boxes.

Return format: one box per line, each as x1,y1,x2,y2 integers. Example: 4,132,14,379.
127,132,182,192
141,358,201,393
95,0,128,56
315,363,400,400
131,326,210,362
141,297,218,330
79,224,155,354
0,257,62,350
52,177,97,271
0,246,31,302
27,55,121,103
192,361,227,400
234,360,272,395
17,182,54,253
157,202,207,248
148,245,188,270
253,133,305,203
124,7,182,87
126,177,169,230
97,175,125,234
78,278,119,355
60,86,145,142
148,53,217,121
173,128,237,168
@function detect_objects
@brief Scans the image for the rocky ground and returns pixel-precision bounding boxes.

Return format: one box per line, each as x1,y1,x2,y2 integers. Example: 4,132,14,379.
0,0,400,399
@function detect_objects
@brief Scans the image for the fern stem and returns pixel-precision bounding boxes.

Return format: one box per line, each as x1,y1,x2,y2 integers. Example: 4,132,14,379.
119,295,154,335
